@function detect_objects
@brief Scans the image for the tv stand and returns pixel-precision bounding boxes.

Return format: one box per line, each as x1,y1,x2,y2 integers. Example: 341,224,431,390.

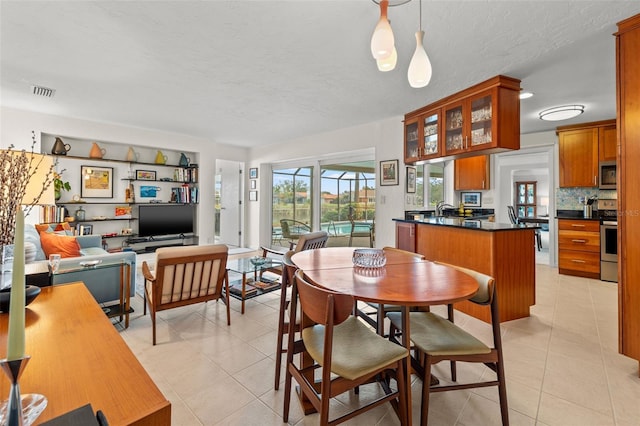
125,235,197,254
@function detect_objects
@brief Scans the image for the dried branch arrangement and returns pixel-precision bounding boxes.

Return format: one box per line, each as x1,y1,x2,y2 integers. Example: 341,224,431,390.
0,132,55,247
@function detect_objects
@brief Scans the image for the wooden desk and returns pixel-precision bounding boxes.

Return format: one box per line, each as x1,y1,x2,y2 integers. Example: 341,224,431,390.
292,247,478,426
0,283,171,425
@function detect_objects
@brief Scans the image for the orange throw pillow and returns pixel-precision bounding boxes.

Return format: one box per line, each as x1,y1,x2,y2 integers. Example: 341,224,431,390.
39,232,81,258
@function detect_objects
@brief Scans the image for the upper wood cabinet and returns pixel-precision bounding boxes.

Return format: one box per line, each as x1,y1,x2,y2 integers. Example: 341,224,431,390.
557,119,616,187
454,155,489,190
404,108,442,163
404,75,520,164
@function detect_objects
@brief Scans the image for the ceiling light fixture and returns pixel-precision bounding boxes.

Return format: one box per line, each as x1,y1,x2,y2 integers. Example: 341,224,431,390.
519,91,534,100
407,0,432,88
370,0,394,60
377,46,397,72
538,105,585,121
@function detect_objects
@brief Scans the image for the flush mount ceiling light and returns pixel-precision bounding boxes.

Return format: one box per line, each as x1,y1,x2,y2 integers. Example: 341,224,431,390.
539,105,585,121
519,91,534,100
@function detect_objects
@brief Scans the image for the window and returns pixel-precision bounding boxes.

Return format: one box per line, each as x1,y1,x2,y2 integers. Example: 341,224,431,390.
272,167,313,242
515,181,537,217
415,163,445,208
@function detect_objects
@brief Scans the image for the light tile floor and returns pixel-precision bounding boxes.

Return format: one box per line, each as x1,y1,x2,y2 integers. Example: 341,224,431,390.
119,258,640,425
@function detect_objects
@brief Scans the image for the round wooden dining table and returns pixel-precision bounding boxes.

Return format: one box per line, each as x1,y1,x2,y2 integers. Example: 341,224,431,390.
291,247,479,426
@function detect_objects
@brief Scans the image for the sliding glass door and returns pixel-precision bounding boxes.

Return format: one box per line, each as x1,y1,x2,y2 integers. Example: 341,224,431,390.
271,167,313,246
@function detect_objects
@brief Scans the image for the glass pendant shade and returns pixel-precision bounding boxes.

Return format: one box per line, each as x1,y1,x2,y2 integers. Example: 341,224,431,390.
407,30,432,88
376,46,397,72
371,1,394,60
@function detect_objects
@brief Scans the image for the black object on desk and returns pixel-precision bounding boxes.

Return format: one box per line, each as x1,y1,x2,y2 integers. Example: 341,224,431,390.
40,403,105,426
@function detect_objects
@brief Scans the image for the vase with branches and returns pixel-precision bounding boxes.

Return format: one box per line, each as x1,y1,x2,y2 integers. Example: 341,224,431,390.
0,131,56,247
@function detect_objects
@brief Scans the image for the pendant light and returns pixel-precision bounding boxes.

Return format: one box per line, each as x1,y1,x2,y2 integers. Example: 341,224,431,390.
371,0,394,60
407,0,432,88
377,45,397,72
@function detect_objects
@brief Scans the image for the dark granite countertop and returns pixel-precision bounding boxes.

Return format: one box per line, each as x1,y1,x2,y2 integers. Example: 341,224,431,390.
393,217,540,232
556,209,601,221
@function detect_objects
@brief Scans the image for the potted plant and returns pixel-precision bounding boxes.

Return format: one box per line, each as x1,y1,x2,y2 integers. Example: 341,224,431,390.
53,172,70,201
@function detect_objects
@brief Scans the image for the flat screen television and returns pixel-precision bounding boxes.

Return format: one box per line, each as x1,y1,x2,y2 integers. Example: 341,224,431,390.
138,204,195,238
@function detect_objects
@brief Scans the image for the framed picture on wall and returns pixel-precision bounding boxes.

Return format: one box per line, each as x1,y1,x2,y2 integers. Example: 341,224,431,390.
249,168,258,179
460,191,482,207
380,159,399,186
250,180,257,189
406,166,416,193
249,190,258,201
81,166,113,198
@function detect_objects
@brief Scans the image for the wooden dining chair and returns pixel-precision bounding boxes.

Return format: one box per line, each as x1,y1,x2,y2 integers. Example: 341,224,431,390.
356,247,425,335
272,231,329,390
387,264,508,426
283,269,409,426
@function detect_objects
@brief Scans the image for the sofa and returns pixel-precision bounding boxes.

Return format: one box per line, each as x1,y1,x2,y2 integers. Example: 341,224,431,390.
24,223,136,303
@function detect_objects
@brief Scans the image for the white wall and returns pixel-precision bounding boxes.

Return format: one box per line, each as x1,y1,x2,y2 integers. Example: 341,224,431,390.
0,107,248,242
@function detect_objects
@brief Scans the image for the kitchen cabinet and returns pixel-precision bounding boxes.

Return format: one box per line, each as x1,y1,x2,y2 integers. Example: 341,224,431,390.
454,155,489,190
403,109,442,163
557,119,616,187
404,75,520,164
599,122,617,162
557,219,600,279
395,221,416,252
616,13,640,373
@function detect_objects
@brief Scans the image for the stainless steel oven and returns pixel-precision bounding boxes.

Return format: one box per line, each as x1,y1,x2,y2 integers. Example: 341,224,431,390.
599,198,618,282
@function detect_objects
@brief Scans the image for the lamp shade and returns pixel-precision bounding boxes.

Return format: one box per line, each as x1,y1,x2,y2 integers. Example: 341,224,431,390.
377,46,397,72
21,153,55,206
407,30,432,88
371,1,394,60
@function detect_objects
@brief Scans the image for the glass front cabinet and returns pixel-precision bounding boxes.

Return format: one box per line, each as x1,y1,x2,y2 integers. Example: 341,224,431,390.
404,109,442,163
404,75,521,164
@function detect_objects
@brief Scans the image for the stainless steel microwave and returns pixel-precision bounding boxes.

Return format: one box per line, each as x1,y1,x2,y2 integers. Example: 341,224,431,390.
599,161,616,189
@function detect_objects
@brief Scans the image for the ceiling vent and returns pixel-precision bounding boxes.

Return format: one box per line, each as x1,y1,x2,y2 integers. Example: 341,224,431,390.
31,85,55,98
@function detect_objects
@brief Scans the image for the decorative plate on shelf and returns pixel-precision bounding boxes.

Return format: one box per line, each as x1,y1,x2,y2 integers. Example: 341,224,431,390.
79,260,102,267
91,216,107,220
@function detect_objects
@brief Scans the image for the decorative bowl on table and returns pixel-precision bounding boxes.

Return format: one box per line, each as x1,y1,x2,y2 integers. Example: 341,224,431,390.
0,285,42,313
352,248,387,269
249,256,267,267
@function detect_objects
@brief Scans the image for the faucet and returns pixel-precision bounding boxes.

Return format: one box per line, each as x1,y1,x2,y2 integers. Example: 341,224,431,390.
436,201,455,217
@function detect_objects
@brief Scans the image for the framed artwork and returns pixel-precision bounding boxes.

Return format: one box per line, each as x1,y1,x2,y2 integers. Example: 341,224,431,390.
78,224,93,235
81,166,113,198
249,168,258,179
460,191,482,207
406,166,416,193
136,170,156,181
380,159,399,186
249,190,258,201
250,180,257,189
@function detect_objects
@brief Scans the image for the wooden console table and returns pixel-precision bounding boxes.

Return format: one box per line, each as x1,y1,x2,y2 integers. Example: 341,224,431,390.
0,283,171,425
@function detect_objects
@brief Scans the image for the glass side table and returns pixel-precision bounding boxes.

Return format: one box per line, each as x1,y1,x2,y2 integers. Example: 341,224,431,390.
51,259,133,328
226,257,282,314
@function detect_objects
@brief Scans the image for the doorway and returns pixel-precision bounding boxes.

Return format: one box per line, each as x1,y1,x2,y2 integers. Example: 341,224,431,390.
215,159,242,247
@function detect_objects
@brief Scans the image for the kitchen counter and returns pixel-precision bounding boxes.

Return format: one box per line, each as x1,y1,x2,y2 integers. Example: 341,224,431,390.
556,209,601,221
394,217,540,232
394,218,536,322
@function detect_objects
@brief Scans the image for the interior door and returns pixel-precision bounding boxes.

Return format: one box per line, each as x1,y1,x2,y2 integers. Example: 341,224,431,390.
215,159,241,247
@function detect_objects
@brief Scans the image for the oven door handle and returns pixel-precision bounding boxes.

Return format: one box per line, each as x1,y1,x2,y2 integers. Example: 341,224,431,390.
602,221,618,226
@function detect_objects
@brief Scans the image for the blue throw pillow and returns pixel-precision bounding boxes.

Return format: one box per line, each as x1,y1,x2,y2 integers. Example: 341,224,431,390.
24,224,45,261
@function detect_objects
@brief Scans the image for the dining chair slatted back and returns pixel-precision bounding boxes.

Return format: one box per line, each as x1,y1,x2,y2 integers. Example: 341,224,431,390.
283,269,409,426
387,263,508,425
273,231,329,390
508,206,542,251
142,244,230,345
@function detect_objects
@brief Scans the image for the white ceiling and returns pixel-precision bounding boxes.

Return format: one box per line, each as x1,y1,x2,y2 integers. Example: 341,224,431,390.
1,1,639,148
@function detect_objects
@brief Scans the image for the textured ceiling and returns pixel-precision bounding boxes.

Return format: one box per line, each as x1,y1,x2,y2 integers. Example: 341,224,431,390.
1,1,639,148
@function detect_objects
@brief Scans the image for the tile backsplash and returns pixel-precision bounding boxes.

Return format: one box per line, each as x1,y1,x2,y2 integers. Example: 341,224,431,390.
556,187,616,210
